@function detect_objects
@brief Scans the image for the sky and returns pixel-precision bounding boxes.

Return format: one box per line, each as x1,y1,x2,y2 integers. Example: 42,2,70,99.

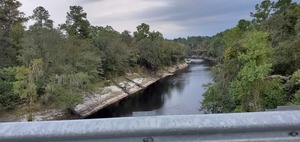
18,0,299,39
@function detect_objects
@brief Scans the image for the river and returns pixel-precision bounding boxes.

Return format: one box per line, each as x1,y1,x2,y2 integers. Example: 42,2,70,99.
87,59,213,118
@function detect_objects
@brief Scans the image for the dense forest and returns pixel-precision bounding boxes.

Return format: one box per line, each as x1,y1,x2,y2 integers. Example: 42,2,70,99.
0,0,188,115
2,0,300,118
196,0,300,113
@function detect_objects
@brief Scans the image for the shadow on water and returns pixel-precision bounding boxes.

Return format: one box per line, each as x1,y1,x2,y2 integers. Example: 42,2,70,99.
87,59,212,119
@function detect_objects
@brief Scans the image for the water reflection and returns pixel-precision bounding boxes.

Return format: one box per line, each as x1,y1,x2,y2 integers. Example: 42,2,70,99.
87,59,212,118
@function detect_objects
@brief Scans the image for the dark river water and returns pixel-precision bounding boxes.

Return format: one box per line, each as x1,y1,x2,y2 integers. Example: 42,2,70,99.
87,59,213,118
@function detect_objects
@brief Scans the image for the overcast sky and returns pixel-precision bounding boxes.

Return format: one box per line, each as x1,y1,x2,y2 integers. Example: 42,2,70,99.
18,0,300,39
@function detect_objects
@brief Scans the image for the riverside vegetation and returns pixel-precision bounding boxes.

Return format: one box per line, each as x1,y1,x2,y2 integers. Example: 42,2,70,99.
189,0,300,113
1,0,300,120
0,0,188,119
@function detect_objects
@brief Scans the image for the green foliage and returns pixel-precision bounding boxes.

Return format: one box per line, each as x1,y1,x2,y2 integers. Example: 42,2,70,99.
2,0,299,116
0,0,26,68
250,0,273,26
0,1,187,115
294,91,300,104
102,38,130,76
44,83,81,110
288,70,300,104
202,83,236,113
20,28,101,78
30,6,53,29
291,70,300,82
60,6,90,38
162,41,188,65
137,39,162,70
0,0,26,35
64,37,101,78
262,79,285,108
174,36,213,58
43,72,90,110
9,23,25,49
237,19,251,31
91,26,130,77
266,2,300,46
201,59,241,113
272,18,300,75
273,0,293,14
239,31,270,62
136,37,188,70
202,31,288,112
121,30,132,46
134,23,164,41
178,25,246,60
89,23,187,76
201,29,247,113
18,28,101,110
134,23,150,41
0,68,18,111
13,59,43,104
13,66,31,99
198,0,300,113
19,28,64,67
230,74,285,112
228,31,285,112
202,30,288,112
223,27,243,48
206,34,224,58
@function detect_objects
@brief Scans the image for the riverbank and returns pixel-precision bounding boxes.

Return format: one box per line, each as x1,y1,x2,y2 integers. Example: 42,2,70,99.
0,63,188,122
73,63,189,118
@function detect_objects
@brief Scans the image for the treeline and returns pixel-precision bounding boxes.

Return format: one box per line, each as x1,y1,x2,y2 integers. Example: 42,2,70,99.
201,0,300,113
173,36,212,57
0,0,188,113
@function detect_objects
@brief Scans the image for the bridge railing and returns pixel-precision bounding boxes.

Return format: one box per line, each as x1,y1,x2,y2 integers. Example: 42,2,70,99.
1,111,300,142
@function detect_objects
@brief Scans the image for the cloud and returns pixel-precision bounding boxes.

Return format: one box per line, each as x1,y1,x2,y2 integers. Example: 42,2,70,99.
77,0,105,4
82,0,170,34
18,0,300,38
132,0,263,37
80,0,264,38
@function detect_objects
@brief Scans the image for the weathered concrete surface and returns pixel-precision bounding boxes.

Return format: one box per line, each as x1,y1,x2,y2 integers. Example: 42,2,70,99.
73,63,189,118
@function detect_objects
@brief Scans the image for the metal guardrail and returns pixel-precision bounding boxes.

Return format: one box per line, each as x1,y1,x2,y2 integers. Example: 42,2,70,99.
1,111,300,142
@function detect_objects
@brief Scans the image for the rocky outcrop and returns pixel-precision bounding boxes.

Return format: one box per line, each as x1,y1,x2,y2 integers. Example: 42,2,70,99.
73,63,189,118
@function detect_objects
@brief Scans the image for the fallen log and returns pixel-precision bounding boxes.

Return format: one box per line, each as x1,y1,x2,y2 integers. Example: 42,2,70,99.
265,75,291,81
